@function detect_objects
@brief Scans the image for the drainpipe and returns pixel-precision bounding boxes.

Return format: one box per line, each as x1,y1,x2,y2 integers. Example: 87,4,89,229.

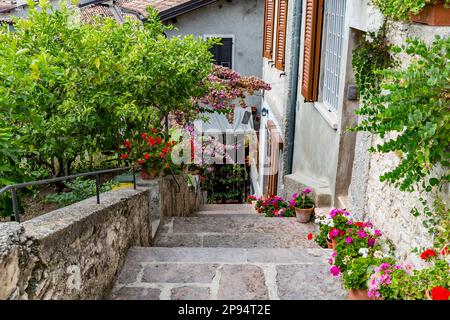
285,0,303,175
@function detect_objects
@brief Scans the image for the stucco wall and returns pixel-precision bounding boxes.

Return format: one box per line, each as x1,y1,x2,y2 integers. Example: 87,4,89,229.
165,0,264,80
347,3,450,262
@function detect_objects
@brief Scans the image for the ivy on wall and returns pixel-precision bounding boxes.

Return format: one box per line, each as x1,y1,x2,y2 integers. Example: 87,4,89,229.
352,35,449,192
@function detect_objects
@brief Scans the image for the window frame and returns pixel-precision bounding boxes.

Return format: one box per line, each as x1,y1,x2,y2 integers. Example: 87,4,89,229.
204,34,235,69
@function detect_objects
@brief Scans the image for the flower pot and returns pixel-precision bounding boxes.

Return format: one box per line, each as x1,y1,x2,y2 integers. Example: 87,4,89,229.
326,238,333,249
411,2,450,26
140,168,160,180
425,289,432,300
295,206,314,223
348,289,370,300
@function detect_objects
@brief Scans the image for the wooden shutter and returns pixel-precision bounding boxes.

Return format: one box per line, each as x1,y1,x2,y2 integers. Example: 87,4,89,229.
275,0,288,70
301,0,324,101
263,0,275,59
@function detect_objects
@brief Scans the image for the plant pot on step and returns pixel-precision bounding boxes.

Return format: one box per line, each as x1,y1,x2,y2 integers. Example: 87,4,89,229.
411,2,450,26
326,237,338,250
140,168,160,180
348,289,371,300
295,206,315,223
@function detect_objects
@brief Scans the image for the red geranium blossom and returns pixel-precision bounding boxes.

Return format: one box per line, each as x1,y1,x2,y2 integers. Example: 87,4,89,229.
420,249,437,261
141,133,148,139
137,159,144,165
144,153,150,160
307,233,313,240
152,128,158,134
441,246,448,256
355,222,364,227
431,286,450,300
120,154,129,160
156,137,163,144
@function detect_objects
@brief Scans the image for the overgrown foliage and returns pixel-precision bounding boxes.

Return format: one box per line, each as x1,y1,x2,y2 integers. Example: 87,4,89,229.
371,0,450,21
352,36,449,192
0,1,215,182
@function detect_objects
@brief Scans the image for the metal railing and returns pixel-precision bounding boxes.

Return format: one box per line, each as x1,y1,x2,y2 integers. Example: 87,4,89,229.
0,167,136,223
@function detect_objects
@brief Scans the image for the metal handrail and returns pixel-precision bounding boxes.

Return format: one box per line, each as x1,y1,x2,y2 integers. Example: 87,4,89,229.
1,166,137,223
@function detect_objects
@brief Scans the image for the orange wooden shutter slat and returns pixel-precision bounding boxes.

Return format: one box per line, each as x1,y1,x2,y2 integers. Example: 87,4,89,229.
301,0,324,101
263,0,275,59
275,0,288,70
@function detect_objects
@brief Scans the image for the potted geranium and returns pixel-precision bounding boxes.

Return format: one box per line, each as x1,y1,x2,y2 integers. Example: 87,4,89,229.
121,129,174,180
344,255,394,300
313,209,334,248
418,248,450,300
290,188,315,223
246,195,257,205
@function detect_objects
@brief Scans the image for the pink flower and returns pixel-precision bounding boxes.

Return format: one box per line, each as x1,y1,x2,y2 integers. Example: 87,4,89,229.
331,251,337,258
345,237,353,244
374,229,382,237
328,258,334,265
329,228,340,239
303,188,312,194
357,229,367,238
368,237,376,247
330,265,341,277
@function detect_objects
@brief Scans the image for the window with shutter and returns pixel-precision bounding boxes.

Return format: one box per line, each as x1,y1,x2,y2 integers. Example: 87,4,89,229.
263,0,275,59
275,0,288,70
301,0,324,101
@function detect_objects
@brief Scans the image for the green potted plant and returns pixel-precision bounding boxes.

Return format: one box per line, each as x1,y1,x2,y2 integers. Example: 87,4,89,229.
289,189,315,223
410,0,450,26
344,256,394,300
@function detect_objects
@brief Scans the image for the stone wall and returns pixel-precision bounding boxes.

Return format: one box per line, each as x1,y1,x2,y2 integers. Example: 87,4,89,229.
348,14,450,263
0,174,206,300
0,189,151,300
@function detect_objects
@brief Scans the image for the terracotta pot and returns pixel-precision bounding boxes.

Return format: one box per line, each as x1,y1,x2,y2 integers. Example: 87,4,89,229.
425,289,433,300
295,206,315,223
411,2,450,26
140,168,160,180
348,289,370,300
326,238,333,249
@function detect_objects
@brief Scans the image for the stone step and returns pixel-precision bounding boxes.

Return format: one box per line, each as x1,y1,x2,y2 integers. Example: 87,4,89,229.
155,216,319,248
199,204,255,213
110,247,346,300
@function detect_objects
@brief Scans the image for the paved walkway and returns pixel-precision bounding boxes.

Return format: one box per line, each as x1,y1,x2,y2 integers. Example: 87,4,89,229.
109,204,346,300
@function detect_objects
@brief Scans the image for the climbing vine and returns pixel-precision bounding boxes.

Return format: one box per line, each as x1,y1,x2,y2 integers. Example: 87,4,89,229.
352,23,393,103
352,35,450,192
371,0,450,21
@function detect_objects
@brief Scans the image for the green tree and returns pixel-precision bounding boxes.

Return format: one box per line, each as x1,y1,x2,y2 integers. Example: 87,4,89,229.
0,0,215,182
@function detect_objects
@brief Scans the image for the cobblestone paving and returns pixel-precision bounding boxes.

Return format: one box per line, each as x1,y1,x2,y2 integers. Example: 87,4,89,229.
109,205,347,300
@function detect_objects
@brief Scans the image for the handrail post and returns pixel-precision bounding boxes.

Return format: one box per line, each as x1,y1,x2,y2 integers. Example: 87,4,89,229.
11,189,20,223
95,174,100,204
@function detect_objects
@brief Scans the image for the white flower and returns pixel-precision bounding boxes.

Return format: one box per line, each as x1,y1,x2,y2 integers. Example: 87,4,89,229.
359,248,369,258
347,270,353,276
374,250,384,259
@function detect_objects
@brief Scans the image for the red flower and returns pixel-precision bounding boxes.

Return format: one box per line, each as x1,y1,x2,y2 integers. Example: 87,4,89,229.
148,137,155,146
167,142,172,147
441,246,448,256
144,153,150,160
420,249,437,261
430,286,450,300
339,230,345,237
141,133,148,139
123,140,131,149
355,222,364,227
307,233,313,240
160,152,166,159
152,128,158,134
120,154,129,160
137,159,144,165
156,137,163,144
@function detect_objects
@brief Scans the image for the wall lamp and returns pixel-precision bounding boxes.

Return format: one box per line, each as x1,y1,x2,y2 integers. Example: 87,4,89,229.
261,108,269,117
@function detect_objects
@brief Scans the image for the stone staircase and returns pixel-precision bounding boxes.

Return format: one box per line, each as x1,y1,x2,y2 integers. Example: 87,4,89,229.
109,204,346,300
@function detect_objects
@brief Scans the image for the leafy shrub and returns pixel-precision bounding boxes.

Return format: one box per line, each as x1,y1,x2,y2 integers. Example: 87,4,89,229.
44,178,118,207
